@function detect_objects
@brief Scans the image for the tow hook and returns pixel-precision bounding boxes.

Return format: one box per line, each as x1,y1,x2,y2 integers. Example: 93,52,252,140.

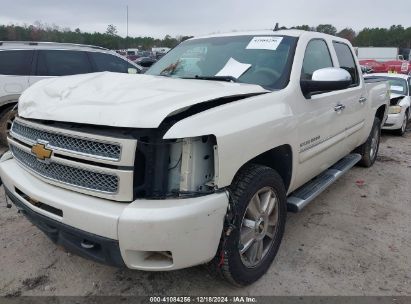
81,240,96,250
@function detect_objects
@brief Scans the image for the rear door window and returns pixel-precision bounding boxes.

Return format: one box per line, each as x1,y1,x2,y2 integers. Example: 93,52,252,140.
333,42,360,86
88,52,135,73
0,50,34,75
301,39,333,80
37,50,92,76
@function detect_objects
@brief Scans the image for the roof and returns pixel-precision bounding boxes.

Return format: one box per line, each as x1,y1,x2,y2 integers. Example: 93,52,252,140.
191,29,345,41
0,41,109,51
367,73,410,80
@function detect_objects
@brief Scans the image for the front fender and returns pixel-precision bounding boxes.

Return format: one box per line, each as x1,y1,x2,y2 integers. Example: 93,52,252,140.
164,92,297,188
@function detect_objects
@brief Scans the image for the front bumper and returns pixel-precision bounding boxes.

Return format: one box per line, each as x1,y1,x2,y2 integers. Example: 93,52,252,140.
383,113,405,130
5,188,125,267
0,157,229,270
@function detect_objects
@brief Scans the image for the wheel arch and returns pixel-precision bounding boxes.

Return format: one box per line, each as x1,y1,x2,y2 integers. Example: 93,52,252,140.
0,95,19,115
375,104,386,125
234,144,293,192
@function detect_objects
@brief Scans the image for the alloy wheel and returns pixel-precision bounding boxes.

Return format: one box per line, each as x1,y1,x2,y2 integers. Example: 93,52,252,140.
239,187,279,268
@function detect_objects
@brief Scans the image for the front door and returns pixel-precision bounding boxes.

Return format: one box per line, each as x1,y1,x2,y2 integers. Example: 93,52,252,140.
294,39,349,188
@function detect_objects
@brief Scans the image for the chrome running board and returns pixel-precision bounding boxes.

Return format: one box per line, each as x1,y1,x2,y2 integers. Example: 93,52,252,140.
287,154,362,213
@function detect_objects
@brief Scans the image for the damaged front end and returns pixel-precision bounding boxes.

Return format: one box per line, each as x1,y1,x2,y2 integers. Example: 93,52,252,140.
134,134,218,199
388,94,406,115
390,95,405,106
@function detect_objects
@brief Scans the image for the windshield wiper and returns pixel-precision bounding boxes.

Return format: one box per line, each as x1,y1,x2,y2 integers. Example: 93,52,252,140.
160,60,181,76
188,75,238,83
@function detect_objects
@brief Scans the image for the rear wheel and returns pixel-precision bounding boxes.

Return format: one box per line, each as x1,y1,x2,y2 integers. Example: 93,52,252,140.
215,164,287,286
356,117,381,168
0,104,17,146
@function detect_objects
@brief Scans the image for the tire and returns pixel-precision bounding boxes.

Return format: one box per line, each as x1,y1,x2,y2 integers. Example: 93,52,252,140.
0,104,17,146
214,164,287,286
394,111,408,136
356,117,381,167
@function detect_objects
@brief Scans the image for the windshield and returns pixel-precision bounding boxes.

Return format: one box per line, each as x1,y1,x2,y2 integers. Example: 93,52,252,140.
372,77,408,95
388,78,408,95
146,35,297,90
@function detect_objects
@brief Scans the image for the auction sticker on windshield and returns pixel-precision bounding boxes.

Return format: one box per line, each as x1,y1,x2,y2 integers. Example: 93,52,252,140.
246,36,283,51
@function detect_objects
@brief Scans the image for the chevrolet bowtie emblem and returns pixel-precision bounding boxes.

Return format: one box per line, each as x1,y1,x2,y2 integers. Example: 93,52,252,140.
31,143,53,161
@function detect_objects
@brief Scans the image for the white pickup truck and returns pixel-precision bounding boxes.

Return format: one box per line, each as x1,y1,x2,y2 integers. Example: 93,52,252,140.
0,30,389,286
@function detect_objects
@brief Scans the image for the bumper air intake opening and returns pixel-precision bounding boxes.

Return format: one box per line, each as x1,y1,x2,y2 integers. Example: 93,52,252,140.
15,187,63,217
126,250,174,269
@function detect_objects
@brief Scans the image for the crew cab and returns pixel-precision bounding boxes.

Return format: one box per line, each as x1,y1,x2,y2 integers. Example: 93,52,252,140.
0,30,389,286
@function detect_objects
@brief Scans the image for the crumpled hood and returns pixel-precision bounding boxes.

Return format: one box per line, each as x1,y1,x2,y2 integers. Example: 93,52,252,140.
390,92,405,99
19,72,268,128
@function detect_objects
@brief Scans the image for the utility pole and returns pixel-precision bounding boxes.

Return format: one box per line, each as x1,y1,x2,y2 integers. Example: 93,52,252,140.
126,5,129,49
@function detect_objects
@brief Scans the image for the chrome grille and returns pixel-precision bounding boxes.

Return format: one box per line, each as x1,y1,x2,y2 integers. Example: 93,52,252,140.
10,145,119,193
12,121,121,160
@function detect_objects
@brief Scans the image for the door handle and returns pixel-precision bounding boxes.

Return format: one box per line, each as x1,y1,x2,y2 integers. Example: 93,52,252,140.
334,104,346,112
359,97,367,104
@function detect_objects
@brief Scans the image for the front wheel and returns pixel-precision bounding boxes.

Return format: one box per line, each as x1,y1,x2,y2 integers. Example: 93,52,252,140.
215,164,287,286
356,117,381,167
394,112,408,136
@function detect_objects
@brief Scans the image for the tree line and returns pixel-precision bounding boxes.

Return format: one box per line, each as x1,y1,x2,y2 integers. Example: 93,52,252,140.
290,24,411,48
0,22,191,50
1,22,411,50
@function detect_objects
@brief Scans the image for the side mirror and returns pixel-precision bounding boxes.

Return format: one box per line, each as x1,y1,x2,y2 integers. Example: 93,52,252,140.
301,67,352,97
128,68,138,74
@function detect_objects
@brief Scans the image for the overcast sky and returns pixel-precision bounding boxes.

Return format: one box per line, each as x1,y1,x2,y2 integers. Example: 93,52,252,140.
0,0,409,38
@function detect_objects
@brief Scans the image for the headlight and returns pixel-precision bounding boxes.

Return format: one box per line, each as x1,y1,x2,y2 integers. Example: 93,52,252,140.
388,106,402,114
171,136,217,194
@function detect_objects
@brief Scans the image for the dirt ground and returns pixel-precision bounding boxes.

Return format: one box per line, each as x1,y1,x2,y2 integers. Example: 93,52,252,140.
0,129,410,297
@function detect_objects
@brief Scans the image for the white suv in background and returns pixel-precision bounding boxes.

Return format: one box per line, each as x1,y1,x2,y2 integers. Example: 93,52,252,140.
0,41,142,145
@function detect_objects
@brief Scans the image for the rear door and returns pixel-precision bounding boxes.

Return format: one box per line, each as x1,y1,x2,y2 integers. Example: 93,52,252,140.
88,51,139,73
331,41,367,153
0,50,34,100
29,50,93,86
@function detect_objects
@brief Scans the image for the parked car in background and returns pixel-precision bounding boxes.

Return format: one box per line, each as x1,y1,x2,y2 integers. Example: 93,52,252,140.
365,73,410,135
0,41,142,145
138,50,154,58
152,47,171,55
135,56,157,72
152,47,171,60
360,59,411,75
126,49,140,61
116,50,127,56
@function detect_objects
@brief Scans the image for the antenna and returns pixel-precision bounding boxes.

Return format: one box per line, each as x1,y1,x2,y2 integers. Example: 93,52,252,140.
274,23,279,31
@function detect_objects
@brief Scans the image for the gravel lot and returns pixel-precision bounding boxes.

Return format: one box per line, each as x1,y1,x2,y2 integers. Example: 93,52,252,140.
0,129,410,297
